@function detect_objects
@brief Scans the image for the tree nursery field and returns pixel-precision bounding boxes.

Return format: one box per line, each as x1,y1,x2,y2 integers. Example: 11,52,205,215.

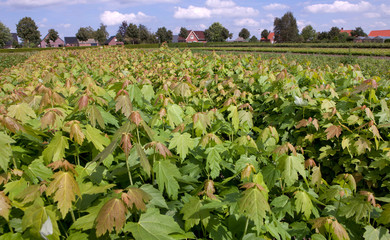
0,47,389,240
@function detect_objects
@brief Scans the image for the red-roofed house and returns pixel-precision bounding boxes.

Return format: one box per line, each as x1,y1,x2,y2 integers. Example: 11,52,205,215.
369,30,390,37
261,32,275,43
40,34,65,48
178,30,207,43
340,28,352,36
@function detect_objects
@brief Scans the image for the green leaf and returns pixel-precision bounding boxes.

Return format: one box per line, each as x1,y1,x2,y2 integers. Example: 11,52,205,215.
228,105,239,132
124,208,185,240
169,132,196,160
377,99,390,124
99,107,119,127
141,85,155,102
84,125,110,151
86,104,105,129
311,234,327,240
127,84,143,105
205,145,225,179
4,178,27,200
238,186,270,228
277,154,305,187
23,158,53,182
42,132,69,165
0,132,15,171
7,102,36,124
363,225,390,240
180,196,209,231
354,137,371,155
154,160,181,200
378,203,390,225
295,191,314,219
238,110,253,129
140,184,168,209
135,143,151,176
167,104,183,128
339,197,371,222
0,233,23,240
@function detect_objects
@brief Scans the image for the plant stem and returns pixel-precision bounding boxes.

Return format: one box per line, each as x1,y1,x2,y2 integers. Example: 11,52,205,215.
243,218,249,237
126,154,133,185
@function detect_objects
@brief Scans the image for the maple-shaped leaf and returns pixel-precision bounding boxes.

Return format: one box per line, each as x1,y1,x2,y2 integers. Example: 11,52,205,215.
325,125,342,140
145,141,172,158
370,125,381,139
7,102,36,124
311,217,349,240
205,145,225,179
0,132,15,171
95,198,127,237
124,208,186,240
359,191,376,207
1,116,25,133
166,104,184,128
168,132,196,160
135,143,151,176
228,105,239,132
377,99,390,124
0,191,11,221
154,160,180,200
296,119,308,129
294,190,314,219
354,137,371,155
363,226,390,240
377,203,390,225
130,111,142,126
174,82,191,97
365,107,375,122
198,179,217,200
277,154,305,187
15,184,41,205
84,125,110,151
122,187,151,211
180,196,210,231
200,133,222,147
86,104,105,129
339,196,372,222
69,121,85,145
78,95,89,110
42,132,69,165
238,184,270,227
312,119,319,131
311,166,322,187
48,159,75,172
46,171,81,218
193,112,211,136
141,85,154,103
238,110,253,129
115,94,133,118
120,133,133,157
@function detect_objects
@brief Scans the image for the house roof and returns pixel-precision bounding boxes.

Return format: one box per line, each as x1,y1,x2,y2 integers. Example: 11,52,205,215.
178,30,206,41
41,33,64,43
79,38,98,44
234,36,246,42
5,33,18,47
105,36,115,44
268,32,275,40
65,37,78,45
369,30,390,37
172,35,179,43
340,29,352,36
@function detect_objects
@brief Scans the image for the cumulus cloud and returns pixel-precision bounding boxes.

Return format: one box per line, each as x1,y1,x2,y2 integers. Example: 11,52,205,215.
100,11,153,26
371,21,387,28
59,23,71,28
305,1,371,13
263,3,289,11
364,12,380,18
332,19,346,25
1,0,178,7
174,0,258,19
234,18,259,27
174,6,211,19
381,4,390,15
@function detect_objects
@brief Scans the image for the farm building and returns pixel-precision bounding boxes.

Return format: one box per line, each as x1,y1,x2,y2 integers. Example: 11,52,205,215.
105,36,124,46
261,32,275,43
64,37,79,47
178,30,207,43
4,33,18,49
78,39,99,47
40,34,65,48
369,30,390,37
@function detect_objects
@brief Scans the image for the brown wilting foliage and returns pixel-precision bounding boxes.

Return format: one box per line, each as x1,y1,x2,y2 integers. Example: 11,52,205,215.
145,141,172,158
120,133,133,157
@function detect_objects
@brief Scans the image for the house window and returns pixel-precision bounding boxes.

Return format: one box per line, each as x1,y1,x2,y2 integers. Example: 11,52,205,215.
190,35,194,40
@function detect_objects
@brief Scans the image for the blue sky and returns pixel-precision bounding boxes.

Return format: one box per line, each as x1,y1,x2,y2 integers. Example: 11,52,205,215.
1,0,389,40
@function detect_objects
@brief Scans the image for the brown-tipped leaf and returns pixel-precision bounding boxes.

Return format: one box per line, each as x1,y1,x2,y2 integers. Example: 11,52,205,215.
96,198,127,237
325,125,342,140
122,187,151,211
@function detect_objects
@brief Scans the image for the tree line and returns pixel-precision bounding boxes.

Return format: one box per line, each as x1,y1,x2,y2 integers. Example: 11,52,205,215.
0,13,376,48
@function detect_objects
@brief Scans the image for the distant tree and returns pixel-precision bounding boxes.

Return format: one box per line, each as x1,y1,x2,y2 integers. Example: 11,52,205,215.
0,22,12,48
239,28,250,40
261,29,270,40
45,28,59,47
350,27,367,37
179,27,188,39
125,23,139,44
138,24,151,43
116,21,128,42
273,11,299,43
301,25,316,42
76,26,94,42
16,17,40,47
249,36,258,42
205,22,232,42
95,23,109,45
328,27,340,41
317,31,329,41
156,27,173,43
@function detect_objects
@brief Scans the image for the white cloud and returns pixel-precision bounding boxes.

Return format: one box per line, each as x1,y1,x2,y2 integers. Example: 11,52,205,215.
59,23,71,28
1,0,178,7
263,3,289,11
381,4,390,15
305,1,371,13
174,0,258,19
364,12,381,18
371,21,387,28
100,11,154,26
332,19,346,25
174,6,211,19
205,0,235,8
297,20,312,31
234,18,259,27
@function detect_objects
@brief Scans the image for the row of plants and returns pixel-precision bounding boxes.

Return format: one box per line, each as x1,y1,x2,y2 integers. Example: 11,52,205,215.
0,47,389,239
0,53,34,72
206,42,390,49
199,46,390,57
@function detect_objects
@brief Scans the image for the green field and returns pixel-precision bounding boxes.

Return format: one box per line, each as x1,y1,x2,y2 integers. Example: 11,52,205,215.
0,47,390,239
